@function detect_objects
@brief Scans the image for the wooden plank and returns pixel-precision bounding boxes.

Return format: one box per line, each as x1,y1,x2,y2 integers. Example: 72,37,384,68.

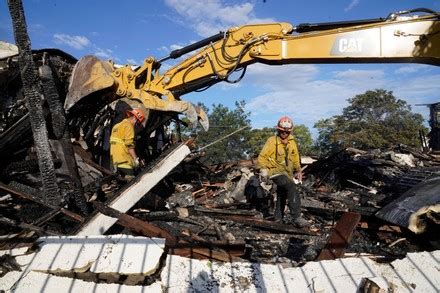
0,216,60,236
76,143,191,235
317,212,361,260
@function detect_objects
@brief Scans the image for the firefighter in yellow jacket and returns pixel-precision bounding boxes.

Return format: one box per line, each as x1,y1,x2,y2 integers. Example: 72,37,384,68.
110,108,146,177
258,116,309,227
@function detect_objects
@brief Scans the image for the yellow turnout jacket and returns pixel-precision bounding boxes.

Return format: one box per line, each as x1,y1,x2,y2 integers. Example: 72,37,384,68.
110,119,135,169
257,135,301,177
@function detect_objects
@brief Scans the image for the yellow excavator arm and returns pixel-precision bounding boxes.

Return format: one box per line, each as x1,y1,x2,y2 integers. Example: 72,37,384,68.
65,8,440,131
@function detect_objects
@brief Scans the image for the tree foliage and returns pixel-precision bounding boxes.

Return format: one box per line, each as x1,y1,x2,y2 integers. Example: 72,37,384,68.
293,124,314,155
195,101,252,164
314,89,427,153
248,127,274,158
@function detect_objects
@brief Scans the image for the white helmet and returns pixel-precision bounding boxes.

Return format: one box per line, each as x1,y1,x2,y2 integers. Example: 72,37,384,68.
277,116,293,132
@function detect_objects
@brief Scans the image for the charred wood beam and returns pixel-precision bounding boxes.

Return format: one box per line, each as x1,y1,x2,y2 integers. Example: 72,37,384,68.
302,203,343,219
376,176,440,233
303,199,377,217
41,59,89,215
93,202,244,261
92,201,177,245
0,182,84,222
202,202,252,210
194,206,258,216
73,144,113,176
51,138,89,215
215,214,315,236
31,209,61,226
132,210,178,221
134,208,207,227
0,216,59,236
168,247,241,261
38,57,65,139
348,205,378,216
317,212,361,261
0,113,32,159
8,0,61,204
176,228,244,261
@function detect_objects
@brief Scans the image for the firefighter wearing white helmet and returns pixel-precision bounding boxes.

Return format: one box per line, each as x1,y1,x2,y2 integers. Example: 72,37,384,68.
257,116,309,228
110,108,146,177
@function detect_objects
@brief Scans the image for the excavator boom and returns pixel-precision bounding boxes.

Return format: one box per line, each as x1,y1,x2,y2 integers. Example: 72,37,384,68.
65,8,440,130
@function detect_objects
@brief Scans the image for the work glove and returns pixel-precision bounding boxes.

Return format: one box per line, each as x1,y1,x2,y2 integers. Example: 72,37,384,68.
293,171,303,184
139,158,146,167
133,157,140,168
260,168,269,179
259,168,273,189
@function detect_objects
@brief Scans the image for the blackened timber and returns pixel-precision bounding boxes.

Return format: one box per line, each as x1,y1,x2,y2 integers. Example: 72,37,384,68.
0,182,84,222
317,212,361,260
0,114,33,159
32,209,61,226
73,144,113,176
94,203,244,261
168,247,241,262
8,0,61,204
215,215,315,235
0,216,59,236
133,210,178,221
376,176,440,233
76,143,191,235
194,206,258,216
51,137,89,215
38,61,65,139
92,202,178,245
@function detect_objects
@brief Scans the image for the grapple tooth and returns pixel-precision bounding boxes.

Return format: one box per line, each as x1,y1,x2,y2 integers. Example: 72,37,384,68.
196,107,209,131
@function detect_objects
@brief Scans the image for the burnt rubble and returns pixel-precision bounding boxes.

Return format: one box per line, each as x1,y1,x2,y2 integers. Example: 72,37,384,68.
2,143,439,268
2,4,440,288
1,46,440,288
1,42,439,268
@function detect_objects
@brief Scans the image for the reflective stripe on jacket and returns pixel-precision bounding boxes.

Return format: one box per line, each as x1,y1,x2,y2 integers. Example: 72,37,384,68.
110,119,135,169
257,135,301,177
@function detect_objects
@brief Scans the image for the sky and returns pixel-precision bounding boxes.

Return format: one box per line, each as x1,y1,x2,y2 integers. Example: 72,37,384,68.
1,0,440,137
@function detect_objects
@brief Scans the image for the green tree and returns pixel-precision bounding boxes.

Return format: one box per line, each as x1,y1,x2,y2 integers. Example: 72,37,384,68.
248,127,275,158
195,101,252,164
293,124,314,155
315,89,427,153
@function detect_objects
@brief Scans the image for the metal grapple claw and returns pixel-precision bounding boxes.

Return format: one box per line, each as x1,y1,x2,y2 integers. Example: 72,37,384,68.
65,55,115,112
196,107,209,131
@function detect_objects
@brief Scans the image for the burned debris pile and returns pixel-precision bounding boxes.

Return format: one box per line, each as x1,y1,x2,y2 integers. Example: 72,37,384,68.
2,3,440,288
3,141,439,270
142,146,440,263
1,42,439,268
